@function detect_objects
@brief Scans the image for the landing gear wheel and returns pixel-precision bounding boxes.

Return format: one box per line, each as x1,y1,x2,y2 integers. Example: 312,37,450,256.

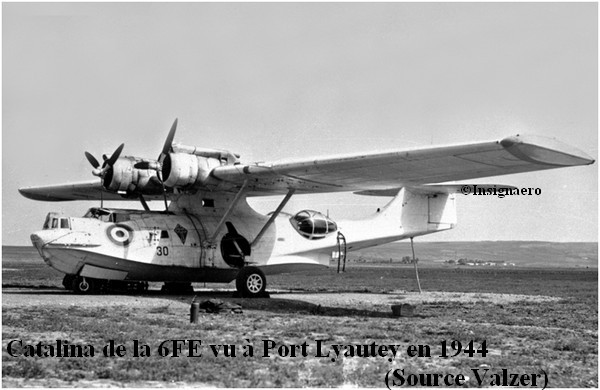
72,276,95,294
62,275,76,290
236,267,267,298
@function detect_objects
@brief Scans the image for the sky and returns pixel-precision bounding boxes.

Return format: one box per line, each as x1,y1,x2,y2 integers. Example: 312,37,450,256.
3,3,598,245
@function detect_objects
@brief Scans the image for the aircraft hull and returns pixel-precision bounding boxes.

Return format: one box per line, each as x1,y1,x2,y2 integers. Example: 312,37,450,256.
38,246,238,283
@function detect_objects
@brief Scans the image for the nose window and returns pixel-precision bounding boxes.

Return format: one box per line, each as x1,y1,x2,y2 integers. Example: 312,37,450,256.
290,210,337,240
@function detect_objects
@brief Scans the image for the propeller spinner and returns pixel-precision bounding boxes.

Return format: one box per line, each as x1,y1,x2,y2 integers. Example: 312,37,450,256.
84,143,124,178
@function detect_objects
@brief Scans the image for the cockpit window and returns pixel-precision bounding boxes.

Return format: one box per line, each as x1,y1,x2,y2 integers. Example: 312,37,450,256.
84,208,115,222
290,210,337,240
60,218,70,229
43,212,65,230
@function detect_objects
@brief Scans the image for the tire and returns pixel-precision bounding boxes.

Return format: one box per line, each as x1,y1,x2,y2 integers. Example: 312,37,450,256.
236,267,267,297
72,276,95,294
62,275,76,290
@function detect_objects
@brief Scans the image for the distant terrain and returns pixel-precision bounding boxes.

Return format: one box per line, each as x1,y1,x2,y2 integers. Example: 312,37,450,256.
348,241,598,268
4,241,597,269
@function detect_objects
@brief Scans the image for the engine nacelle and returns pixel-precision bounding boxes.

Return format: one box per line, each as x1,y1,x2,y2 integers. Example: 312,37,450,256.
102,157,158,195
162,153,221,188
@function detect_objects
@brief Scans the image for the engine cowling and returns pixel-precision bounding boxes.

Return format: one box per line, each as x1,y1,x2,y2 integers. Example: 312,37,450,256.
161,153,221,188
102,157,157,195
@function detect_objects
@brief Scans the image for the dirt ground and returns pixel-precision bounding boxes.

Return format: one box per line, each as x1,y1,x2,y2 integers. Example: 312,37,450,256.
3,254,596,387
2,287,558,310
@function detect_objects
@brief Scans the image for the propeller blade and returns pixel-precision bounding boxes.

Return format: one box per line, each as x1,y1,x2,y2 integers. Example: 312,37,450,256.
106,143,125,166
84,152,100,169
160,118,178,158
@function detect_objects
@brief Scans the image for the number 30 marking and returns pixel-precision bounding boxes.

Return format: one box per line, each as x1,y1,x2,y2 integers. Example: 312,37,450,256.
156,246,169,256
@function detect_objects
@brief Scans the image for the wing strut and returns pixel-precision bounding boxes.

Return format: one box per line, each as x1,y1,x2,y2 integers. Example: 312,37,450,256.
209,180,249,242
251,188,296,247
138,194,150,211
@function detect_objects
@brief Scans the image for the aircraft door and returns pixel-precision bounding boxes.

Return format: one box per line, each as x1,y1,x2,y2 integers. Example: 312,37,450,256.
184,213,207,268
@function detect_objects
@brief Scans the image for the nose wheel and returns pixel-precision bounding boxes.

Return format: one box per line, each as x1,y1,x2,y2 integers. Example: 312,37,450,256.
72,276,95,294
235,267,267,297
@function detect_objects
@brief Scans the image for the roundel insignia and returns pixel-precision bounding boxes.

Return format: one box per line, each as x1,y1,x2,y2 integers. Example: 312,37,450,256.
106,224,134,246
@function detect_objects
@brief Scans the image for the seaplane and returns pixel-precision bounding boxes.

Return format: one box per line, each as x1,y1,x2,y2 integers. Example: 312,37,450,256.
19,119,594,296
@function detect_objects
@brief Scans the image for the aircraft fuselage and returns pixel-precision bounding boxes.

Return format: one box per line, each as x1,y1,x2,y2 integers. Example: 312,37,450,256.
30,188,456,295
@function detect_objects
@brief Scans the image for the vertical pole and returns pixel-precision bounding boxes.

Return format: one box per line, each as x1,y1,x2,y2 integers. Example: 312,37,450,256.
190,301,200,324
410,237,422,294
337,236,341,273
341,235,347,272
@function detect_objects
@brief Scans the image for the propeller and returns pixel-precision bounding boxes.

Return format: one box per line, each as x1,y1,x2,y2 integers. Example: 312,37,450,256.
133,118,178,212
133,119,177,173
85,143,124,178
84,143,124,208
159,118,178,165
157,119,177,211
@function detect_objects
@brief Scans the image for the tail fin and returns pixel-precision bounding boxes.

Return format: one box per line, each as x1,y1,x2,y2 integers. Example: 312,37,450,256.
375,187,457,237
340,187,457,251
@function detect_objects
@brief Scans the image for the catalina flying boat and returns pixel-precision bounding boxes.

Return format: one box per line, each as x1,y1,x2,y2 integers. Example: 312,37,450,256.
19,120,595,296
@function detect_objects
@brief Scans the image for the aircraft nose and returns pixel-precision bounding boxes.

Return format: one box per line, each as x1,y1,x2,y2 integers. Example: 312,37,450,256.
30,230,59,255
30,233,46,257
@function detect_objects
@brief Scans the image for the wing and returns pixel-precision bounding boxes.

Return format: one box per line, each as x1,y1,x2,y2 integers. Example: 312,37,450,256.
213,134,594,194
19,134,594,201
18,180,169,202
